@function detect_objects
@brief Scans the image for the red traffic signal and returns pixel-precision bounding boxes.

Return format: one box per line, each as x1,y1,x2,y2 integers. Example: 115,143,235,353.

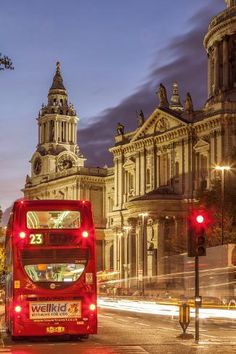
195,214,204,224
188,209,208,257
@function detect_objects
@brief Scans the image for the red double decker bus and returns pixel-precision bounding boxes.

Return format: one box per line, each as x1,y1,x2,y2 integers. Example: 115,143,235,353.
5,199,97,339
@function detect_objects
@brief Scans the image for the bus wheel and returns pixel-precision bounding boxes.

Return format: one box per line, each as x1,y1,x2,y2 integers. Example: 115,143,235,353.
11,336,21,341
70,334,81,341
80,334,89,340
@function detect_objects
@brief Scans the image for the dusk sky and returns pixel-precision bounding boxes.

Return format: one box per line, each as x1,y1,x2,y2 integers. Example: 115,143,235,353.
0,0,224,211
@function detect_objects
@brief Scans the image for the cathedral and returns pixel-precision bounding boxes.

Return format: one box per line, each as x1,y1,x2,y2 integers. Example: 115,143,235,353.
23,1,236,292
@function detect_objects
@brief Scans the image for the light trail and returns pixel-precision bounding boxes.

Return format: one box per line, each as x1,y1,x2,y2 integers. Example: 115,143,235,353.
98,297,236,320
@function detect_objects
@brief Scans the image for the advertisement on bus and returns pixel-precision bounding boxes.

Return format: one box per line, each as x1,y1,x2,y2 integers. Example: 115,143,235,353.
29,300,81,320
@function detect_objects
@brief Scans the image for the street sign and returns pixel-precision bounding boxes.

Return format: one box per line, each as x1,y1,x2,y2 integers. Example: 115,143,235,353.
179,303,190,334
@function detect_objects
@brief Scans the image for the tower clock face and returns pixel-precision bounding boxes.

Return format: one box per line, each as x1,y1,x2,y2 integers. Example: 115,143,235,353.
58,156,74,171
33,157,42,175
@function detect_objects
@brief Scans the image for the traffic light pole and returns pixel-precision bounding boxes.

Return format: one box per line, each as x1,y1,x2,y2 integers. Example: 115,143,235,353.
195,255,199,342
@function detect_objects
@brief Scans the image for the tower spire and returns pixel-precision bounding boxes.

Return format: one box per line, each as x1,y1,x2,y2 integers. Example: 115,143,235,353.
38,62,78,147
50,61,66,91
47,61,69,108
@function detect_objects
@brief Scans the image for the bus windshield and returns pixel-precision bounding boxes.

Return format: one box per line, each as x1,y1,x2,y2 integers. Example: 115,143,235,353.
24,263,85,283
21,248,89,284
26,210,81,229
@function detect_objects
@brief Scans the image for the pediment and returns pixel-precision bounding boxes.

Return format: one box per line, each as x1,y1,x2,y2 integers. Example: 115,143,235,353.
123,157,135,169
130,108,188,142
193,138,210,151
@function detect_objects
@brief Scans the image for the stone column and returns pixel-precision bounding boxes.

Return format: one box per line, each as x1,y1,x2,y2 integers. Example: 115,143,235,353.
140,150,145,195
55,121,57,142
73,123,76,144
150,147,155,189
153,146,157,189
127,218,137,289
186,132,194,198
123,171,126,203
70,122,72,143
223,37,229,90
66,122,68,142
48,121,51,142
117,156,123,207
58,122,61,142
135,152,140,196
70,123,72,143
114,158,118,207
181,139,185,194
219,128,224,161
119,233,123,279
207,52,212,97
214,42,220,94
38,122,41,144
113,229,118,272
123,231,128,284
157,217,165,276
156,155,160,188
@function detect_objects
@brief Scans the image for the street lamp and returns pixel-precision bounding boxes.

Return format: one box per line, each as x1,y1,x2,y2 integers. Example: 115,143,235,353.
138,212,148,296
215,165,231,245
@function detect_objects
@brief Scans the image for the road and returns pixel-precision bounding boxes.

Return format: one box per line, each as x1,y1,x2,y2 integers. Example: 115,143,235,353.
0,305,235,353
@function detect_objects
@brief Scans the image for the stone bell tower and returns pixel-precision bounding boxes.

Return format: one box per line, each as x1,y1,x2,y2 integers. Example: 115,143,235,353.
28,62,85,180
204,0,236,105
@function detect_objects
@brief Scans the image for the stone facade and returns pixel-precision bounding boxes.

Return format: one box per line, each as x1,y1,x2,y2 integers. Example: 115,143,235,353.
103,1,236,292
24,2,236,292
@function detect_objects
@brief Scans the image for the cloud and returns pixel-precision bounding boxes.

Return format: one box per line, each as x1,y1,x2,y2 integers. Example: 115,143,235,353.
78,1,223,167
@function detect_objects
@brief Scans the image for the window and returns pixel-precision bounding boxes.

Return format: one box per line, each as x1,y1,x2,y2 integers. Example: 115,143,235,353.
109,244,114,270
146,168,151,185
26,210,81,229
22,248,89,284
129,173,134,193
175,161,179,180
24,263,85,283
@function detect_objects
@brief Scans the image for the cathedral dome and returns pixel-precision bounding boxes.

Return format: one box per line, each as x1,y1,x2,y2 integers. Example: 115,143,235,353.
204,1,236,103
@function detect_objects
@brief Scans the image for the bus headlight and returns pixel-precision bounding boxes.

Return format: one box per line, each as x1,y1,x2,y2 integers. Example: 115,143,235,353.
82,230,89,238
89,304,96,311
19,232,26,239
14,305,22,313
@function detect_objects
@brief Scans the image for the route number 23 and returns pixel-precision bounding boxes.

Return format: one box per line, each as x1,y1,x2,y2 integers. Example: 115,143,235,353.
29,234,43,245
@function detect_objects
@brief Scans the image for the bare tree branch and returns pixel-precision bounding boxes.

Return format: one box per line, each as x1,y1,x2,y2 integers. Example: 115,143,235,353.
0,53,14,71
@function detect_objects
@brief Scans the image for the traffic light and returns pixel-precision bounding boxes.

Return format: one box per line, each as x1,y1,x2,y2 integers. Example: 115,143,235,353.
188,210,207,257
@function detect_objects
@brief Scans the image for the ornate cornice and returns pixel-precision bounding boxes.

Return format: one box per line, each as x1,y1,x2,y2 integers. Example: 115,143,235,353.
204,8,236,49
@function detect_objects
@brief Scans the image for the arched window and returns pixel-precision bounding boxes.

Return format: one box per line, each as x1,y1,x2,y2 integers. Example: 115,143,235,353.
49,120,54,141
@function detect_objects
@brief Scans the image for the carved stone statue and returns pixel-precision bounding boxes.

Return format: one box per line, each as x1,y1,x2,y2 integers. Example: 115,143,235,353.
157,83,169,108
184,92,194,113
117,122,124,135
156,117,168,132
136,109,145,127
